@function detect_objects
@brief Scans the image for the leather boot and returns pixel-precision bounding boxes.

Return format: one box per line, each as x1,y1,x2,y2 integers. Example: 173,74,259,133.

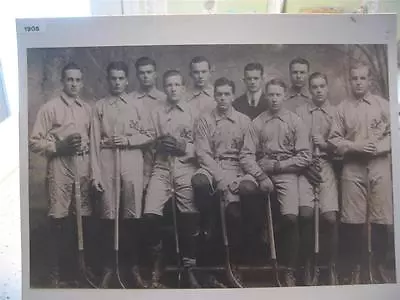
150,246,165,288
131,265,147,288
99,267,113,289
328,263,339,285
303,260,312,286
203,274,227,288
376,263,394,283
284,270,296,287
185,267,202,288
350,265,361,285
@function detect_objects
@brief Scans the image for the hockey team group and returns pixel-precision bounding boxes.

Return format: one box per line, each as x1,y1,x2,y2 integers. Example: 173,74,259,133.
29,55,394,289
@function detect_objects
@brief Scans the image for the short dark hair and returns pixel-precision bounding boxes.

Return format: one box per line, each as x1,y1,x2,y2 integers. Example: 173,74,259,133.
309,72,328,86
106,61,129,77
61,62,82,80
214,77,235,95
349,61,371,76
135,56,156,70
289,57,310,71
163,69,184,86
189,56,211,70
265,78,287,92
244,62,264,76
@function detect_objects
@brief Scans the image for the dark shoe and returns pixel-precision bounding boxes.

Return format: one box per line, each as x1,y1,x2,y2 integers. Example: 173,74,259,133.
150,271,166,289
204,274,227,288
99,267,113,289
49,269,69,288
185,267,202,288
284,270,296,287
376,264,394,284
131,266,147,288
303,260,312,286
350,265,361,285
328,264,339,285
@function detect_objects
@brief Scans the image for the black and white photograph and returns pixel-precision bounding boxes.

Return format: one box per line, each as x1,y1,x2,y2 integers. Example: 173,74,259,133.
18,14,400,300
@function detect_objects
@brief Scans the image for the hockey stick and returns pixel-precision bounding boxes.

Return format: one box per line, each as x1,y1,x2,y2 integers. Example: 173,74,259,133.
265,192,281,287
218,190,244,288
74,155,98,288
311,147,321,286
366,171,374,284
167,156,183,287
114,146,126,288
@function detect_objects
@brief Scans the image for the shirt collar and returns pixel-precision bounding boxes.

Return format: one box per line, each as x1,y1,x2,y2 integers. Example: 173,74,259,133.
213,107,238,123
60,92,83,107
350,91,373,105
263,109,289,123
137,87,159,100
108,92,128,105
288,86,310,99
246,89,263,106
308,101,330,114
165,99,187,113
190,85,213,99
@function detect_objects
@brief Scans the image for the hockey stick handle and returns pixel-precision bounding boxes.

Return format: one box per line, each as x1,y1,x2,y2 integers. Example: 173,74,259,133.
114,148,121,251
313,145,320,254
266,193,277,260
74,155,84,251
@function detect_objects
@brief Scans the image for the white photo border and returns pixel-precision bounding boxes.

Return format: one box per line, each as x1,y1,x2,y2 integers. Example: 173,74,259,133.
17,14,400,300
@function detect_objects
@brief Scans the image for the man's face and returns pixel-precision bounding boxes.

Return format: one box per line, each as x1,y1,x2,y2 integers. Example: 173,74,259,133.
190,61,211,88
309,76,328,106
350,66,369,98
108,69,128,96
137,64,156,88
164,75,185,103
266,84,285,114
62,69,83,97
215,84,234,113
244,70,263,93
290,63,309,89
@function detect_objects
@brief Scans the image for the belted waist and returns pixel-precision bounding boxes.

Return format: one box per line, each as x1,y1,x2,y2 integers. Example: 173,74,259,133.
265,153,293,161
216,156,239,163
76,149,89,156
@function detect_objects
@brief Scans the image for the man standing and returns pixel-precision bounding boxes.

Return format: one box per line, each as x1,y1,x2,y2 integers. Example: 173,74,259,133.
192,77,254,283
30,63,92,287
130,56,166,108
186,56,216,119
296,72,339,285
233,62,269,120
240,78,311,286
284,57,311,112
328,62,392,284
90,61,153,288
143,70,201,288
130,56,166,189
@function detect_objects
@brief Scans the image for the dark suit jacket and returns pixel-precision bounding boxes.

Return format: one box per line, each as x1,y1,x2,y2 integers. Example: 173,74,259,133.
232,93,269,120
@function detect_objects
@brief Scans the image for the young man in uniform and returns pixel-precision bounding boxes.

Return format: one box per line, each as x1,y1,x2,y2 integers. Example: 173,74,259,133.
130,56,166,108
192,77,254,283
328,62,392,284
186,56,216,119
295,72,339,285
233,62,269,120
143,70,201,288
130,56,166,189
30,63,93,287
240,78,312,286
284,57,311,112
90,61,153,288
